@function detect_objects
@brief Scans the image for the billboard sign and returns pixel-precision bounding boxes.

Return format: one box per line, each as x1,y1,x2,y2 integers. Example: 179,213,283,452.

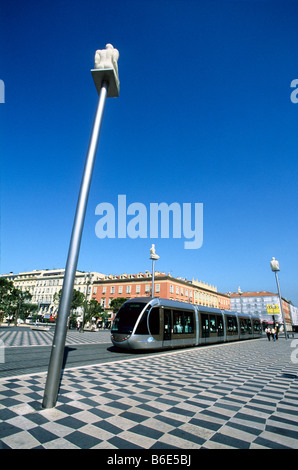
267,304,280,314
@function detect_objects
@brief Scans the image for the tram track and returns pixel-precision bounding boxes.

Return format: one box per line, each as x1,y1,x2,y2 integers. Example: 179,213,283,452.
0,342,171,379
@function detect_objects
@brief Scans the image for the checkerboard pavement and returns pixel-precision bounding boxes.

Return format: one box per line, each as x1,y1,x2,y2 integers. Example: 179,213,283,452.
1,337,298,449
0,327,111,347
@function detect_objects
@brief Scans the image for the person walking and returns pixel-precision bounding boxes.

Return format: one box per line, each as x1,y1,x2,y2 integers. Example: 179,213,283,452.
265,327,271,341
271,327,276,342
275,323,279,340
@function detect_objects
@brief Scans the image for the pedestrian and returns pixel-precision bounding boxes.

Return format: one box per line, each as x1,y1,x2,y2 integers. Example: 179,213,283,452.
275,323,279,340
271,327,276,342
265,327,271,341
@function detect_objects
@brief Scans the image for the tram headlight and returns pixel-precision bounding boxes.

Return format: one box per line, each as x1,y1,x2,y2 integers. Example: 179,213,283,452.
111,334,131,342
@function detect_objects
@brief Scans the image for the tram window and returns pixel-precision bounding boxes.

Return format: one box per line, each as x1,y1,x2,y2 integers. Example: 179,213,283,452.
209,315,216,333
173,310,183,333
227,316,238,333
209,315,224,336
253,320,260,332
184,312,194,333
227,316,233,332
240,318,250,334
112,302,148,334
149,307,160,335
248,319,252,334
135,306,150,335
173,310,194,334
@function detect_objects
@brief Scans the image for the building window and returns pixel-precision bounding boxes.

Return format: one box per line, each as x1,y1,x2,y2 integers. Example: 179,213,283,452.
118,286,123,294
145,284,150,293
155,284,160,293
103,287,106,294
110,286,115,294
170,285,174,294
136,285,140,294
126,285,131,294
176,286,179,295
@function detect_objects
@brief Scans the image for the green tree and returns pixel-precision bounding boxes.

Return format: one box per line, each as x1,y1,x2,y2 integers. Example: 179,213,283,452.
19,302,38,322
0,278,14,299
0,279,34,325
86,299,103,322
13,290,33,325
110,297,127,313
54,288,85,328
0,278,15,317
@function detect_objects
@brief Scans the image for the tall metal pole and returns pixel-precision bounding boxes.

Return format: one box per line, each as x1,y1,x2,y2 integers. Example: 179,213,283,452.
149,244,159,298
152,259,155,297
42,82,109,409
238,287,242,314
270,257,287,340
80,271,91,333
274,271,288,339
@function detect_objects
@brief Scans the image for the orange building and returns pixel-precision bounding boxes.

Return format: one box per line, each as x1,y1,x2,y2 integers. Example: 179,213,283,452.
92,272,230,322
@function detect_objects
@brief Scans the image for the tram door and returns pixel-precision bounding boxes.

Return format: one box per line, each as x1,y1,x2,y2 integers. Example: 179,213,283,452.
163,309,172,343
201,314,209,343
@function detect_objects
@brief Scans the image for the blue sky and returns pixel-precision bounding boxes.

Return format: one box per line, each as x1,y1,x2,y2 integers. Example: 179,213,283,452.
1,0,298,304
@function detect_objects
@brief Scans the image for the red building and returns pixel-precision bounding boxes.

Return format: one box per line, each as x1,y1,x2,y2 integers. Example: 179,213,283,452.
92,272,231,322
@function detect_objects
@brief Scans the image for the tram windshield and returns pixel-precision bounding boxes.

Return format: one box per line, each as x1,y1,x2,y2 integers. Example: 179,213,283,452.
111,302,147,334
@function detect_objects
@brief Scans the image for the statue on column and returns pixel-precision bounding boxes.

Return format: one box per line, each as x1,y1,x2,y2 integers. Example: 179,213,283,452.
94,44,120,90
270,257,280,272
150,244,160,260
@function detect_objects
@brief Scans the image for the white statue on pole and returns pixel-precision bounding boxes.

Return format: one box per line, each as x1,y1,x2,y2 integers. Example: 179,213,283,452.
150,244,160,260
92,44,120,98
270,257,280,272
95,44,119,73
94,44,120,93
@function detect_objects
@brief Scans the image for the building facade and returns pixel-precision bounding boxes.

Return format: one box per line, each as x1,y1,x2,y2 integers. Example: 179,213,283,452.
0,269,105,317
229,291,293,331
92,271,231,322
290,304,298,332
1,268,232,325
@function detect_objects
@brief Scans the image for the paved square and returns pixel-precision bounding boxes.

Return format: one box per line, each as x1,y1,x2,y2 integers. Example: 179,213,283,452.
1,338,298,449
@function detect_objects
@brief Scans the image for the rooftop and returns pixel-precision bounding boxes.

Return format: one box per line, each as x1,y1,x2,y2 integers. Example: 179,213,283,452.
229,291,276,298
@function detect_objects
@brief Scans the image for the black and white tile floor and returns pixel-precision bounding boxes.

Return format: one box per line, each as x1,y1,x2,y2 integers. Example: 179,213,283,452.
1,338,298,449
0,328,111,347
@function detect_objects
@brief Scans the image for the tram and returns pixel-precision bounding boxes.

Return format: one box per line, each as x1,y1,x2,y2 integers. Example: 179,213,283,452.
111,297,262,351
